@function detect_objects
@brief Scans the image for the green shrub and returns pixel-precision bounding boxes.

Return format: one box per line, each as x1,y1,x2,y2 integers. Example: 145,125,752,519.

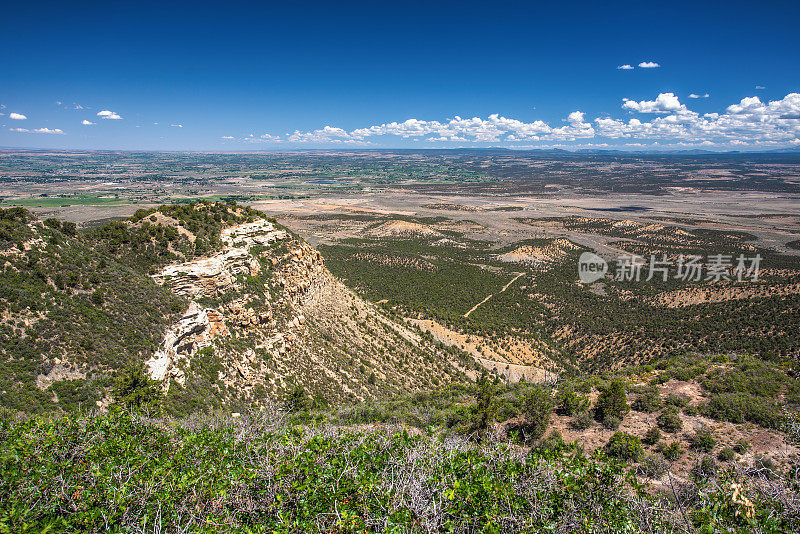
692,455,717,478
701,393,784,429
663,393,689,408
556,387,590,416
537,430,566,453
283,383,310,413
91,289,104,306
659,441,682,460
469,373,497,437
0,397,798,532
111,362,162,413
689,426,717,452
657,406,683,433
510,385,553,442
733,439,751,454
595,379,629,421
49,378,101,412
570,411,593,430
61,221,77,236
637,454,668,478
632,387,662,413
717,447,735,462
604,431,643,462
643,427,661,446
701,356,788,398
602,414,622,430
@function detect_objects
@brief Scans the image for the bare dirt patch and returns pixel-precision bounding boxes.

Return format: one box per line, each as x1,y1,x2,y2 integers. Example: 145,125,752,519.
653,283,800,307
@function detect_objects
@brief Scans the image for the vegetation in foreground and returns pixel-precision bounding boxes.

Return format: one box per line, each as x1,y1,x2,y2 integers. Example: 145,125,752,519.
1,409,798,534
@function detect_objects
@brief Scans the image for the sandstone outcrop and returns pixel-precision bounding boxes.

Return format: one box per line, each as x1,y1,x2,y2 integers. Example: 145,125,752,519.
146,301,228,385
152,220,288,298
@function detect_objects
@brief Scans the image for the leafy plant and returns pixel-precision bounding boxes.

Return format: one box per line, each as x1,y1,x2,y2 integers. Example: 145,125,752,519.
632,386,662,413
604,431,643,461
510,385,553,442
595,379,629,422
657,405,683,433
689,425,717,452
643,427,661,446
469,373,497,438
111,362,162,413
659,441,682,461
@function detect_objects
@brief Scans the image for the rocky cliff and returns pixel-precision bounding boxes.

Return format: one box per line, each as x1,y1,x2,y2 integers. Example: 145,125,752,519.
145,213,475,411
1,203,476,414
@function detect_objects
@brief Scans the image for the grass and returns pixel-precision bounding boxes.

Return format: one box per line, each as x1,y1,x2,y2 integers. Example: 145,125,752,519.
0,195,131,207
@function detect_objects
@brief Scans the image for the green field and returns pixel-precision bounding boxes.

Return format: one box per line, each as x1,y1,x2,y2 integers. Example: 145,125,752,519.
0,195,131,208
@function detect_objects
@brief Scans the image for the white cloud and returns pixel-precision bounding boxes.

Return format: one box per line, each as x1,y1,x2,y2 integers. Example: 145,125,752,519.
288,125,353,143
221,136,234,139
240,92,800,149
170,124,183,128
755,86,766,90
81,119,94,125
689,93,710,99
97,110,122,120
726,93,800,119
9,113,27,120
622,93,686,113
9,127,64,134
33,128,65,134
617,64,634,70
638,61,660,68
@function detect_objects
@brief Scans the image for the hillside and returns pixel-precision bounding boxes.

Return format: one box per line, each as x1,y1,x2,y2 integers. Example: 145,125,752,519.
0,207,185,412
0,203,476,415
2,202,800,534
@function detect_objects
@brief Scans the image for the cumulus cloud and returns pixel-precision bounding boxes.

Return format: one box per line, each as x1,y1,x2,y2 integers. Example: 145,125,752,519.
638,61,660,68
689,93,710,99
9,112,27,120
9,127,64,134
622,93,686,114
81,119,94,125
726,93,800,119
598,93,800,145
240,92,800,149
617,64,634,70
97,110,122,120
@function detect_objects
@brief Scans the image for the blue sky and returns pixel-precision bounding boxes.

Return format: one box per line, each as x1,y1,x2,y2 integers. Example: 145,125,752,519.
1,0,799,150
